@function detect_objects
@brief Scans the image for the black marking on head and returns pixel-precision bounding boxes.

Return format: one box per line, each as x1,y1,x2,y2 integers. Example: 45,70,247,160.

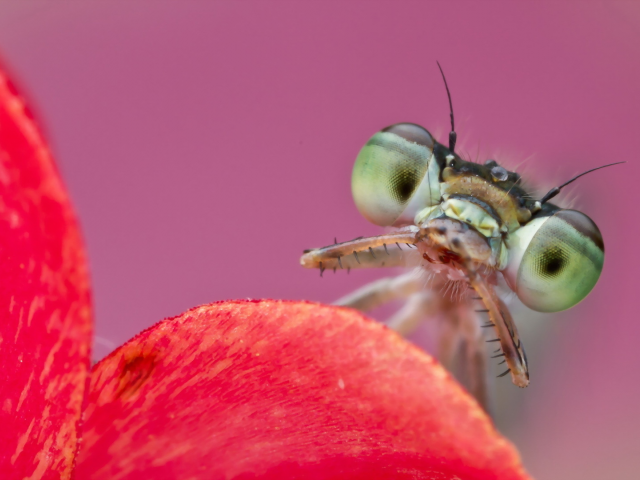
441,154,536,210
432,143,453,175
532,202,562,219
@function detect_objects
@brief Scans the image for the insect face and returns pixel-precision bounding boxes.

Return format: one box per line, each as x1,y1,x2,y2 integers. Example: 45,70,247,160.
351,123,605,312
301,66,620,401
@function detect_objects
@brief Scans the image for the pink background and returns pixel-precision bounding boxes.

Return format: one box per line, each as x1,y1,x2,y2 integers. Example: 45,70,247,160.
1,2,638,479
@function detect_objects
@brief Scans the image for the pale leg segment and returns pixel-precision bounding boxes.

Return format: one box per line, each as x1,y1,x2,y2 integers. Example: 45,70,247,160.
458,305,491,414
301,226,421,272
334,269,424,312
425,295,491,413
386,291,436,337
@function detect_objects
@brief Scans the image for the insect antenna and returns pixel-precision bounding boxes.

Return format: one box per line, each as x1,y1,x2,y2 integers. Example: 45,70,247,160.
540,161,625,204
436,61,457,153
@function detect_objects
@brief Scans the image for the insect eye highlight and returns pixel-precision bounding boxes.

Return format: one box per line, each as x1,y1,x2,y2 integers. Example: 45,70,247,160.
503,210,604,312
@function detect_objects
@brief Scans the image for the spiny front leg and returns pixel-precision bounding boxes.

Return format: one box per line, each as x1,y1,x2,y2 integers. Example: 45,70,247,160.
300,226,421,274
472,278,529,388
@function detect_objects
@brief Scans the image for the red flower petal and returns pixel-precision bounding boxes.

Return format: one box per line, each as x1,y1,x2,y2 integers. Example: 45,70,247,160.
0,64,92,478
77,300,530,480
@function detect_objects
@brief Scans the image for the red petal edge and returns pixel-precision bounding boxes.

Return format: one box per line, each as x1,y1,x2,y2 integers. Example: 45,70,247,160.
0,64,92,478
77,300,531,480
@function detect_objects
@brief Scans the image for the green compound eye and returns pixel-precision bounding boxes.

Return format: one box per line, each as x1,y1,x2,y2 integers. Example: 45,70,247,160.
503,210,605,312
351,123,439,226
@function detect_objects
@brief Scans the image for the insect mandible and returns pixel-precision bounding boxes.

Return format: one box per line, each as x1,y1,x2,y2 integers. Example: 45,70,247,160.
300,63,620,410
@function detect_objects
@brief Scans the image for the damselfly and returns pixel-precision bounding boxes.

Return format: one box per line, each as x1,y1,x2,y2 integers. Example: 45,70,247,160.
300,64,619,410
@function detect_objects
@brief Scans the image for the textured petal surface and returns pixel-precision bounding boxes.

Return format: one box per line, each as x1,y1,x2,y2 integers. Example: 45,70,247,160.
0,65,92,478
78,300,530,480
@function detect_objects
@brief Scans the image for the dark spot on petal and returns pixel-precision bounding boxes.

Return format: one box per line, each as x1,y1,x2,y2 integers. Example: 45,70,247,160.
114,349,158,400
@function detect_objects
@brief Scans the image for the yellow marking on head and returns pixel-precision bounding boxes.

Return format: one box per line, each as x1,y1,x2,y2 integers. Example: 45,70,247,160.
441,169,531,232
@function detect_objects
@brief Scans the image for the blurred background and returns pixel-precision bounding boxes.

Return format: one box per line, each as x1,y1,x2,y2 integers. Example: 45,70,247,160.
0,1,638,479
